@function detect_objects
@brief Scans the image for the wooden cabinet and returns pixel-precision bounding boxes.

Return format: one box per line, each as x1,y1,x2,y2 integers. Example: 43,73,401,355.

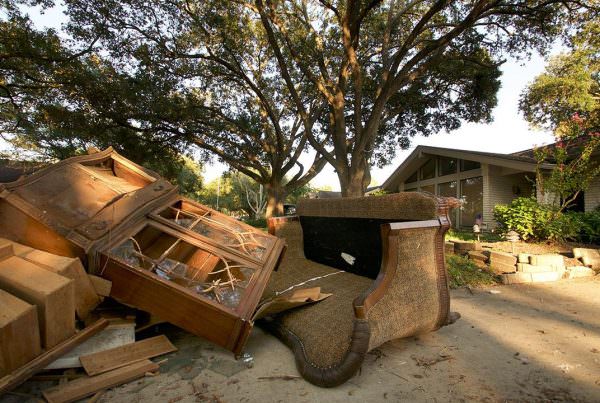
0,149,285,356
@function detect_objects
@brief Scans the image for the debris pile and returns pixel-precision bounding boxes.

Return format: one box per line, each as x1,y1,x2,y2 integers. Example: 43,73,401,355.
0,148,287,399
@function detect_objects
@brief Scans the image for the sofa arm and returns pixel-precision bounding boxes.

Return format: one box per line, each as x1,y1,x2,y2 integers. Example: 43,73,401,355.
353,216,452,350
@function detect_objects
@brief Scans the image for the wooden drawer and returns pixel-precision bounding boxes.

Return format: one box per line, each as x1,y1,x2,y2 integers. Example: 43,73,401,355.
99,220,284,356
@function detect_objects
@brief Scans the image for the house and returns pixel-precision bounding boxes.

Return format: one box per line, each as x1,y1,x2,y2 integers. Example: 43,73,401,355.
380,145,600,229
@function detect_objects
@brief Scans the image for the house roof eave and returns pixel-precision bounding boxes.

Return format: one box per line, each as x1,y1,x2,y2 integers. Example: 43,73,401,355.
381,145,555,191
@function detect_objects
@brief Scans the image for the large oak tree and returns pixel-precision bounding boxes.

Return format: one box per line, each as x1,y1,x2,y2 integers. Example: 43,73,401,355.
63,0,593,197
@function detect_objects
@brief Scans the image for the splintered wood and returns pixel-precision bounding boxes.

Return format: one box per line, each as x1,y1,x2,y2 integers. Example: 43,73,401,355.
42,359,158,403
80,335,177,376
0,319,109,395
88,274,112,297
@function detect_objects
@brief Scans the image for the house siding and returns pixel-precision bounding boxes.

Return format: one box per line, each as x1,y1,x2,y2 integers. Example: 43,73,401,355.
586,175,600,212
483,165,533,229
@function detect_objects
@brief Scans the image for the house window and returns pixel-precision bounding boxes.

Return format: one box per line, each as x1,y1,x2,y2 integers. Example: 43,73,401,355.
438,181,457,198
404,188,417,192
420,159,436,180
439,157,457,176
460,159,481,172
405,170,418,184
420,184,435,194
460,176,483,227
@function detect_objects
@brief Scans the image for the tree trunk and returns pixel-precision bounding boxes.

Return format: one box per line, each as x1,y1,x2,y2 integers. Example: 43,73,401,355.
338,158,371,197
265,182,287,218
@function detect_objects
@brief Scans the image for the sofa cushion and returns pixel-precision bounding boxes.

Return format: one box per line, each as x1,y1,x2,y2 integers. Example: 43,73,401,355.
263,254,372,369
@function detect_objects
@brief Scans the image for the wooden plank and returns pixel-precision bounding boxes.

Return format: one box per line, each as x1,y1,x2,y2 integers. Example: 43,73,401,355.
0,319,108,394
0,290,41,377
43,359,157,403
0,256,75,348
87,275,112,297
80,335,176,376
45,321,135,370
17,247,100,320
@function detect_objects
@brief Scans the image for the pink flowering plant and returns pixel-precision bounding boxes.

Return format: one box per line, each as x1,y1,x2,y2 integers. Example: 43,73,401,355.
534,113,600,212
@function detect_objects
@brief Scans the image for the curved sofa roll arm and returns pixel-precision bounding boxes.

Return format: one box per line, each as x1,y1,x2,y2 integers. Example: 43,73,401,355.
353,215,452,350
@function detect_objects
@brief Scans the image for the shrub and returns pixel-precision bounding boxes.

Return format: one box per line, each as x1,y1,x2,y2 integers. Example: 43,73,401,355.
566,210,600,244
494,197,600,243
493,197,554,241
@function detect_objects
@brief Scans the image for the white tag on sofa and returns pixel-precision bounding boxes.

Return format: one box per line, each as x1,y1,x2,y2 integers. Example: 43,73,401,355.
341,252,356,265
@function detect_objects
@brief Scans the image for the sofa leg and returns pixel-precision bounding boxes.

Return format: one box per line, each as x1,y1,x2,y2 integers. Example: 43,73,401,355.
446,311,461,325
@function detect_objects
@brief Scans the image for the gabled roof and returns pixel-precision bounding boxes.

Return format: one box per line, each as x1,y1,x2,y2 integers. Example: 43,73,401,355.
381,145,555,191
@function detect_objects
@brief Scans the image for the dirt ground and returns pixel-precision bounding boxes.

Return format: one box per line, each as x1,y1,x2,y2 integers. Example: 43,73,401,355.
3,277,600,403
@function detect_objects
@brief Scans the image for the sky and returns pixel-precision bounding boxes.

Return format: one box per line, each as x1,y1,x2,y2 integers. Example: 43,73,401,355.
12,4,557,190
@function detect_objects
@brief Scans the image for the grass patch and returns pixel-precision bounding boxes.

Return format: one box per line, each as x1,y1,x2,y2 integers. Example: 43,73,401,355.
446,229,502,243
446,254,501,289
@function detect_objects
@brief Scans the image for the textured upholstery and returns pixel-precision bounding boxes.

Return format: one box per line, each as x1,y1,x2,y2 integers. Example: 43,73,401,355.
261,192,454,387
297,192,438,220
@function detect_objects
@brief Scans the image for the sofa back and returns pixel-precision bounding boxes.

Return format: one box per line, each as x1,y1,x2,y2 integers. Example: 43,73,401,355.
297,193,441,279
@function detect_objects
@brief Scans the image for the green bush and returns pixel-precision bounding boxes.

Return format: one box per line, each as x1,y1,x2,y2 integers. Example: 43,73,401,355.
493,197,554,241
494,197,600,243
566,209,600,244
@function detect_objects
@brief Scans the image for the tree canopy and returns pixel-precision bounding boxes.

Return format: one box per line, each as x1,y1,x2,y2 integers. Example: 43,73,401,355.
0,1,205,189
1,0,596,212
520,19,599,135
521,19,600,211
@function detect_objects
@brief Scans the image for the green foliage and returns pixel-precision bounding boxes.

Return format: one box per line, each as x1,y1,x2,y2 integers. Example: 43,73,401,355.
285,182,316,205
563,210,600,244
3,0,589,201
494,197,600,243
446,229,502,243
368,188,390,196
242,217,268,229
520,19,599,134
446,255,500,289
521,19,599,212
532,119,600,212
493,198,553,241
197,172,268,219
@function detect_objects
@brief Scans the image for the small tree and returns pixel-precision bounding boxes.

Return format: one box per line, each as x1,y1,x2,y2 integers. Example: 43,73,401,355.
534,115,600,212
522,19,599,212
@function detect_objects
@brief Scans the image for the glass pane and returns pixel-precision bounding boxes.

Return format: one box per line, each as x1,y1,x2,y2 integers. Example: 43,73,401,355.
438,181,457,198
157,201,271,261
420,184,435,193
460,159,481,172
109,225,257,309
420,159,436,180
406,170,418,183
460,177,483,226
439,157,457,176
